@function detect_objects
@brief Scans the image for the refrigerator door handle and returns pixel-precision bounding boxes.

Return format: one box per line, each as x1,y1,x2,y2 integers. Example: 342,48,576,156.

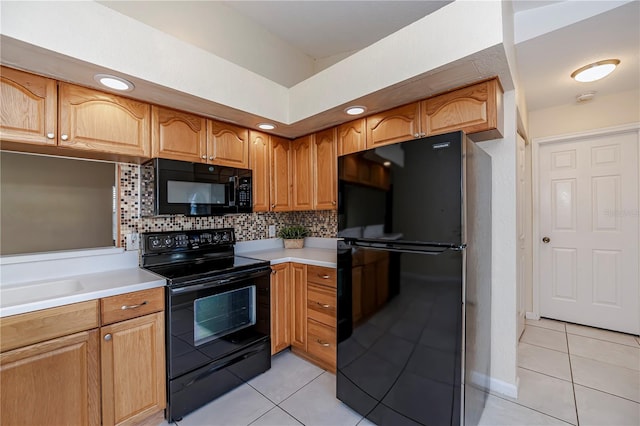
346,239,465,254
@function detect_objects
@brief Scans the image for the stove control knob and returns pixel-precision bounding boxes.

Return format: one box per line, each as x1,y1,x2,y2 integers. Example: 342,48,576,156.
222,232,230,242
150,237,161,248
213,233,221,243
164,237,174,247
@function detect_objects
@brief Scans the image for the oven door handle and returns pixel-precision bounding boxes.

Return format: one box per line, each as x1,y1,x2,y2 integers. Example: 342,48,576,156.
169,268,270,294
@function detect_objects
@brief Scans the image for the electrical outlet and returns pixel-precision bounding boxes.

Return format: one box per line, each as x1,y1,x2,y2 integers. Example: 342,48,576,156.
125,232,139,251
268,225,276,238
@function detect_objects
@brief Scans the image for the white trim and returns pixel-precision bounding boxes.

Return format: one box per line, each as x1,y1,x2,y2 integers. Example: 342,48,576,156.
0,247,124,265
525,311,540,320
535,123,640,145
531,122,640,324
471,371,518,399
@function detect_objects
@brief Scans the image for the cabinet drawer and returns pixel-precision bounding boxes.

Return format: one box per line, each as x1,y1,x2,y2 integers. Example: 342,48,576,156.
0,300,99,352
101,287,164,326
306,265,336,288
306,319,336,368
307,283,336,327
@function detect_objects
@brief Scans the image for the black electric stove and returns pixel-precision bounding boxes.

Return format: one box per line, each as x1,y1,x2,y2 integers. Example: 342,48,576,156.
140,228,272,422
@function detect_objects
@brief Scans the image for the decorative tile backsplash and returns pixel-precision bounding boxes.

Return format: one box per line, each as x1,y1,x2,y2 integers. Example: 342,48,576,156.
118,164,337,247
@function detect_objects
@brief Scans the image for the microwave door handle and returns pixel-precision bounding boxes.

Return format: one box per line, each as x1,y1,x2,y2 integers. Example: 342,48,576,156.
229,176,237,206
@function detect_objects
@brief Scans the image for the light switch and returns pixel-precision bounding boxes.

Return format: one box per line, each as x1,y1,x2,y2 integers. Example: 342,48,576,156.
268,225,276,238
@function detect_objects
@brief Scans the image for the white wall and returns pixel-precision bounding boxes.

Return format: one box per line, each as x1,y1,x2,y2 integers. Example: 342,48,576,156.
529,89,640,139
476,89,519,396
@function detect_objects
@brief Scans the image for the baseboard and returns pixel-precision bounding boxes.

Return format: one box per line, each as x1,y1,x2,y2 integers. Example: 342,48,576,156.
470,371,518,398
525,311,540,320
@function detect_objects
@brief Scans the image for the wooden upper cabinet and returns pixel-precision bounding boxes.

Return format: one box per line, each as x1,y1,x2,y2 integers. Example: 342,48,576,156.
423,78,504,141
313,128,337,210
0,66,57,146
151,106,206,162
366,102,421,149
249,131,271,212
270,136,292,211
337,118,366,156
207,120,249,168
292,135,314,211
58,83,150,157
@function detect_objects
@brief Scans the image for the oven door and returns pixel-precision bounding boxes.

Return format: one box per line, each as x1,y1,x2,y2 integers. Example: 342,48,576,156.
167,267,270,380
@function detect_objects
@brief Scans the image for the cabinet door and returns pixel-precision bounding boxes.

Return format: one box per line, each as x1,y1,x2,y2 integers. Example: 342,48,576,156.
337,119,366,156
250,131,271,212
422,78,503,140
101,312,165,426
151,106,206,162
290,263,307,350
313,128,337,210
58,83,150,157
292,135,314,211
207,120,249,168
270,136,292,211
270,264,291,355
1,66,57,146
366,102,421,148
0,330,100,426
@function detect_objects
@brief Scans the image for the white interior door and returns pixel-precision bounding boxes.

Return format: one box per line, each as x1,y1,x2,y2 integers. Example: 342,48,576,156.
538,129,639,335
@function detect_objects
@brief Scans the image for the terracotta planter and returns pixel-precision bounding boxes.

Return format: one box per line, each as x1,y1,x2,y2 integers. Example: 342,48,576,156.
283,239,304,249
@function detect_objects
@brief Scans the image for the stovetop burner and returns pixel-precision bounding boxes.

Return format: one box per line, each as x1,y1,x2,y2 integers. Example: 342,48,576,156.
140,228,270,285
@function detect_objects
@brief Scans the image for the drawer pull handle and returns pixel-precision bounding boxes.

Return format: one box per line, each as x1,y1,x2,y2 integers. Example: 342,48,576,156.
318,274,330,279
121,301,148,310
316,339,330,347
316,302,331,309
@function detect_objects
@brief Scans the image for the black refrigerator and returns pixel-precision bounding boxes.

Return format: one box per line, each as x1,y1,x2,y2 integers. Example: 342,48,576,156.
336,131,492,426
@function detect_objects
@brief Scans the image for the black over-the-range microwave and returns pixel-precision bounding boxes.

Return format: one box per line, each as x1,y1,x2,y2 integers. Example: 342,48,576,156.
140,158,252,216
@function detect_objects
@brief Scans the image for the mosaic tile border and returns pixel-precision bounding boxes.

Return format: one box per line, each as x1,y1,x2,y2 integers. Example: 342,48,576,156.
118,164,337,246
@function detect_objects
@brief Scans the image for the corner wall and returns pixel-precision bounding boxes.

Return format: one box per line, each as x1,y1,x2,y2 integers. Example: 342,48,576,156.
476,89,519,396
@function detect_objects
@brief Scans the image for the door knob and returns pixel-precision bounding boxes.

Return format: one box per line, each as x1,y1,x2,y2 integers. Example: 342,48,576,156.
542,237,550,243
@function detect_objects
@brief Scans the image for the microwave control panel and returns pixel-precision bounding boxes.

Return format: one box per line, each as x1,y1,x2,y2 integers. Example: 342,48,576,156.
237,176,252,208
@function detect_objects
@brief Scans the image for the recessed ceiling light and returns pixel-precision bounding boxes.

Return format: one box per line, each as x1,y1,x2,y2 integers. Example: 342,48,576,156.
258,123,276,130
345,106,367,116
571,59,620,83
94,74,135,91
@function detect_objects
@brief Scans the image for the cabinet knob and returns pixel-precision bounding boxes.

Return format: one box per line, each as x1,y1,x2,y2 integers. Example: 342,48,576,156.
104,334,112,341
202,155,207,159
414,133,420,138
60,134,69,141
271,270,277,275
271,204,276,209
316,339,330,347
46,132,55,139
332,200,336,205
316,301,331,309
209,156,214,160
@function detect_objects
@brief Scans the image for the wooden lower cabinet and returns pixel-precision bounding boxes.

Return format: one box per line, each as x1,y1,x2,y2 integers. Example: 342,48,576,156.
290,263,307,350
290,263,336,372
0,288,166,426
0,330,101,426
270,263,291,355
101,312,165,426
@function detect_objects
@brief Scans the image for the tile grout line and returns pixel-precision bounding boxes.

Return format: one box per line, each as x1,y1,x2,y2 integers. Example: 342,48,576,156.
565,325,581,426
486,391,576,425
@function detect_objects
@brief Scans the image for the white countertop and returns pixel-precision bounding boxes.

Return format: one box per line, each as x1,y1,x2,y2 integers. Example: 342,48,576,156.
0,248,166,318
0,238,337,318
237,237,337,268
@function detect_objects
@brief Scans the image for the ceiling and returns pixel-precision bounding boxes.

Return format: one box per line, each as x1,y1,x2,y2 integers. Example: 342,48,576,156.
2,1,638,137
98,0,639,114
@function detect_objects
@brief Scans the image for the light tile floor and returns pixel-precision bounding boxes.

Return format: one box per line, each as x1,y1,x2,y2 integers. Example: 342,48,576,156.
480,318,640,426
162,320,640,426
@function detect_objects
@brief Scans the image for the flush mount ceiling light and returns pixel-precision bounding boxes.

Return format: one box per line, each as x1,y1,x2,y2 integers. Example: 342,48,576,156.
94,74,135,91
345,106,367,116
257,123,276,130
571,59,620,82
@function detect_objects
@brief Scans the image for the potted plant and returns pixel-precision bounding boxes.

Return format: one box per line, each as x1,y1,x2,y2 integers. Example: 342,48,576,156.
277,225,310,249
